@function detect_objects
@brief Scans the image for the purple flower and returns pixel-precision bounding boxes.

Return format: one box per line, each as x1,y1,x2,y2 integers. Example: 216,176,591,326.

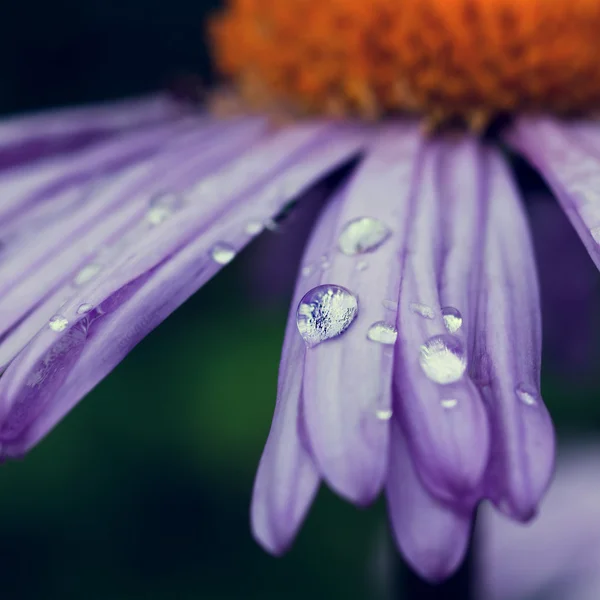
478,443,600,600
3,0,600,585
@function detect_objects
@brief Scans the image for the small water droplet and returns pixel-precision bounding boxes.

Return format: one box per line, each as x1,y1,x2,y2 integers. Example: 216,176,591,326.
264,218,279,232
356,260,369,272
210,243,237,265
77,303,93,315
301,265,314,277
319,255,331,270
338,217,392,256
419,334,467,384
73,263,101,286
49,315,69,332
440,398,458,409
375,409,393,421
442,307,463,333
516,383,538,406
146,193,180,226
245,221,264,235
591,227,600,244
367,322,398,345
296,285,358,347
382,300,398,311
410,302,435,319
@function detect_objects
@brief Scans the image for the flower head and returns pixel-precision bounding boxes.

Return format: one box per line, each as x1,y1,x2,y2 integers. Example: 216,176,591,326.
1,0,599,585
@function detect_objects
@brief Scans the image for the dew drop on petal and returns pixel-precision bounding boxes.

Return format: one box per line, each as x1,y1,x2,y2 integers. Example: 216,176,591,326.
442,306,463,333
146,193,180,226
516,383,538,406
296,285,358,347
591,226,600,244
419,334,467,384
301,264,314,277
367,321,398,345
356,259,369,272
382,300,398,311
338,217,392,256
440,398,458,409
375,409,393,421
48,315,69,332
410,302,435,319
73,263,102,286
77,303,93,315
210,243,237,265
245,221,264,235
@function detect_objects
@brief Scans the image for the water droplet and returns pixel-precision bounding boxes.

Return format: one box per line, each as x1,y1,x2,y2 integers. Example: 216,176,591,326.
296,285,358,347
516,383,538,406
442,307,463,333
301,265,314,277
440,398,458,409
264,218,279,232
356,260,369,272
382,300,398,311
375,409,393,421
591,227,600,244
410,302,435,319
73,263,101,286
49,315,69,332
338,217,392,256
146,193,180,226
210,243,237,265
419,334,467,384
245,221,264,235
77,303,93,315
367,322,398,345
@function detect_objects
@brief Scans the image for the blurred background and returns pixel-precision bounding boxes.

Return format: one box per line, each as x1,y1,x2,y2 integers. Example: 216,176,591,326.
1,1,600,599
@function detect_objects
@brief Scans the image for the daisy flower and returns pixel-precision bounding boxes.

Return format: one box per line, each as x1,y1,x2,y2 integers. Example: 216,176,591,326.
2,0,599,584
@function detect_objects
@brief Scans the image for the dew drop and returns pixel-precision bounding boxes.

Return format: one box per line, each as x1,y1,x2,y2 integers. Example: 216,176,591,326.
442,306,463,333
73,263,101,286
516,383,538,406
245,221,264,235
382,300,398,311
264,218,279,232
367,322,398,345
338,217,392,256
410,302,435,319
440,398,458,409
375,409,393,421
49,315,69,332
320,256,331,270
356,260,369,272
419,334,467,384
301,265,314,277
591,226,600,244
146,193,180,226
77,303,93,315
296,285,358,347
210,242,237,265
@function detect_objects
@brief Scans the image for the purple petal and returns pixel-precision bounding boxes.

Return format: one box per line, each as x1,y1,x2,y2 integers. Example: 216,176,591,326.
506,117,600,271
0,120,367,455
393,138,489,504
0,94,184,171
301,124,422,504
386,418,471,582
476,150,555,521
478,444,600,600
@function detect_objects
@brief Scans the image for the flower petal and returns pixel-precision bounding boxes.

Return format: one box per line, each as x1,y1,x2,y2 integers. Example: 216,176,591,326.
0,94,183,170
0,122,367,455
476,150,555,521
386,418,471,583
302,124,422,504
393,138,489,504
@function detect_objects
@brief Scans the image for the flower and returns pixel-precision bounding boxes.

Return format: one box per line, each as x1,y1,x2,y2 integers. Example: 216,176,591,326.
2,0,600,584
478,444,600,600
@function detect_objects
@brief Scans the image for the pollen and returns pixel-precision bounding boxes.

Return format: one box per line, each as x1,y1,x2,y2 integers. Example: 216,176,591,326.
210,0,600,126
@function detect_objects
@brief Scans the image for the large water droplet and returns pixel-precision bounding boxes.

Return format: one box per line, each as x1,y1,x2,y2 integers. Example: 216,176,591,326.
442,306,463,333
296,285,358,347
419,334,467,384
410,302,435,319
367,322,398,345
210,243,237,265
338,217,391,256
73,263,101,287
49,315,69,332
516,383,538,406
77,303,93,315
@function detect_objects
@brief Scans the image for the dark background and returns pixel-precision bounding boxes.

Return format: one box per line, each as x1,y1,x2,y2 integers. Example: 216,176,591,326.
0,2,598,599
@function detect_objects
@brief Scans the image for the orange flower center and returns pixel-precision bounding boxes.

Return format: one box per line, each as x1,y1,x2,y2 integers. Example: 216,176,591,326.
210,0,600,125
